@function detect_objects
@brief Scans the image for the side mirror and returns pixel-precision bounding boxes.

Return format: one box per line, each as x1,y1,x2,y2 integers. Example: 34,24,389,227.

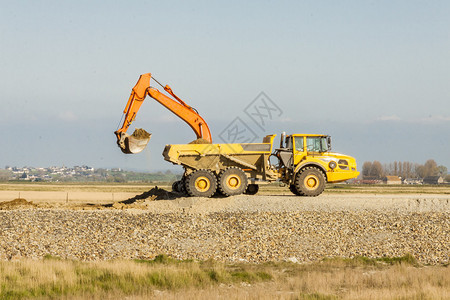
327,136,332,151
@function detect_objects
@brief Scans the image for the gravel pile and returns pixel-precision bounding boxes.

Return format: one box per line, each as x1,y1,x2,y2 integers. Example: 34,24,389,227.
0,193,448,264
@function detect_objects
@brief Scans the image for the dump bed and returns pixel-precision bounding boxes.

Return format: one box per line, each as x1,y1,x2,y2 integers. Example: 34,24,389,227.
162,135,277,179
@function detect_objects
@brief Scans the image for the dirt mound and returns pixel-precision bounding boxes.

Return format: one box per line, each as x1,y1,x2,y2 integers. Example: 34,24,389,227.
106,186,180,209
189,138,212,144
0,198,36,210
131,128,151,139
128,186,179,201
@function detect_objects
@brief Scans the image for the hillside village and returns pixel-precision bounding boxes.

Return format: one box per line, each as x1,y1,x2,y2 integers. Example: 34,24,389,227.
4,165,96,181
0,166,179,183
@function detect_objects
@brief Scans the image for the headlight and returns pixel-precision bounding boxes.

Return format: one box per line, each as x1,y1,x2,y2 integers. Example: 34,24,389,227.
328,161,337,169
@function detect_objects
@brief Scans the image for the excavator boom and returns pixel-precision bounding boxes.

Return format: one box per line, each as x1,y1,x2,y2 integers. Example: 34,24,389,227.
115,73,212,154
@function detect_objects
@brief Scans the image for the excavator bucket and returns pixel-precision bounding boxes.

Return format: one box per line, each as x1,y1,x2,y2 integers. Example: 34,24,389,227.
117,128,152,154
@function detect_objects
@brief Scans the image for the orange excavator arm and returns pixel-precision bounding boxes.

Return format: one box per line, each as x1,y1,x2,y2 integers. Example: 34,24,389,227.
115,73,212,154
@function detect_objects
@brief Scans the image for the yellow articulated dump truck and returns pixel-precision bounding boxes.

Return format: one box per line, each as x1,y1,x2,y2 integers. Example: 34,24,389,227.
115,73,359,197
163,133,358,197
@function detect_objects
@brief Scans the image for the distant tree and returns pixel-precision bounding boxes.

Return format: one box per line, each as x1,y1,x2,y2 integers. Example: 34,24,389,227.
438,165,448,177
113,175,126,183
415,164,425,178
365,160,442,179
370,161,384,179
362,161,372,178
412,163,420,178
403,161,412,178
445,174,450,183
382,161,414,178
423,159,439,177
383,163,390,176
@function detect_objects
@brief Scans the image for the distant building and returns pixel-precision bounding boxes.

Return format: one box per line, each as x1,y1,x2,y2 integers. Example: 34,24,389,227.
383,176,402,185
359,179,382,184
403,178,422,185
423,176,444,185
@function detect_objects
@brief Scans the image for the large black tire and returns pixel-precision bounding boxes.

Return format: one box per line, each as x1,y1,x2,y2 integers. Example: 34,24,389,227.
185,170,217,197
294,167,326,197
172,179,186,194
218,167,248,196
289,184,303,196
244,184,259,195
172,181,179,192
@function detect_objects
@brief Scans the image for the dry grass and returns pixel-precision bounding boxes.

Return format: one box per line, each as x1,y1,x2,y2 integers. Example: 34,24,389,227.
0,255,448,299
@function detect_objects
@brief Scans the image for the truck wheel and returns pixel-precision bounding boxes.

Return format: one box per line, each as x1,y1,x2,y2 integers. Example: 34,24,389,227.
289,184,303,196
172,181,180,192
244,184,259,195
218,167,248,196
295,167,325,197
185,170,217,197
172,179,186,194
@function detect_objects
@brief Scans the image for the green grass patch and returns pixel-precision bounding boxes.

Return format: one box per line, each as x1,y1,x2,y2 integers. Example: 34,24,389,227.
298,293,338,300
323,253,418,267
376,253,418,265
43,254,62,261
134,254,188,265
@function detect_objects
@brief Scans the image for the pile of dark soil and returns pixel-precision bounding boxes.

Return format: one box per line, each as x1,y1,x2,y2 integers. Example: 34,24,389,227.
104,186,180,209
134,186,179,201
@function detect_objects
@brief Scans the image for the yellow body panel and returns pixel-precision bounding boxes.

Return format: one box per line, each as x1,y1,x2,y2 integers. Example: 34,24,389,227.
163,135,276,164
164,143,271,161
293,154,359,183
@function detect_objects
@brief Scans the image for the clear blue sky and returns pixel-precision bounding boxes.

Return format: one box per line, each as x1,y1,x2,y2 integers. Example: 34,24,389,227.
1,0,449,171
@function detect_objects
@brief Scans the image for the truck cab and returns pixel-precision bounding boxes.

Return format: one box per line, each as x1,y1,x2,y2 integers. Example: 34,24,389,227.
276,133,359,196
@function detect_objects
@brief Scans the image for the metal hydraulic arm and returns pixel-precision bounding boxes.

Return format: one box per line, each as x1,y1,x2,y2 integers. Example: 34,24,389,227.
115,73,212,154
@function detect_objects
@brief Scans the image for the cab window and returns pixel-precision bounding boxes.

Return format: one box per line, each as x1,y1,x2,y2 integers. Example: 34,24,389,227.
294,137,304,152
306,137,327,152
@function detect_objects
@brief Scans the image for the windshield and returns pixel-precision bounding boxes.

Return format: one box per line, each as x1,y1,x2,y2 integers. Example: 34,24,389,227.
306,137,328,152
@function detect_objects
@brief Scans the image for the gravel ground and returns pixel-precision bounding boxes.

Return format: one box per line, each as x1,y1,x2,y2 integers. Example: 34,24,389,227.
0,193,448,264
